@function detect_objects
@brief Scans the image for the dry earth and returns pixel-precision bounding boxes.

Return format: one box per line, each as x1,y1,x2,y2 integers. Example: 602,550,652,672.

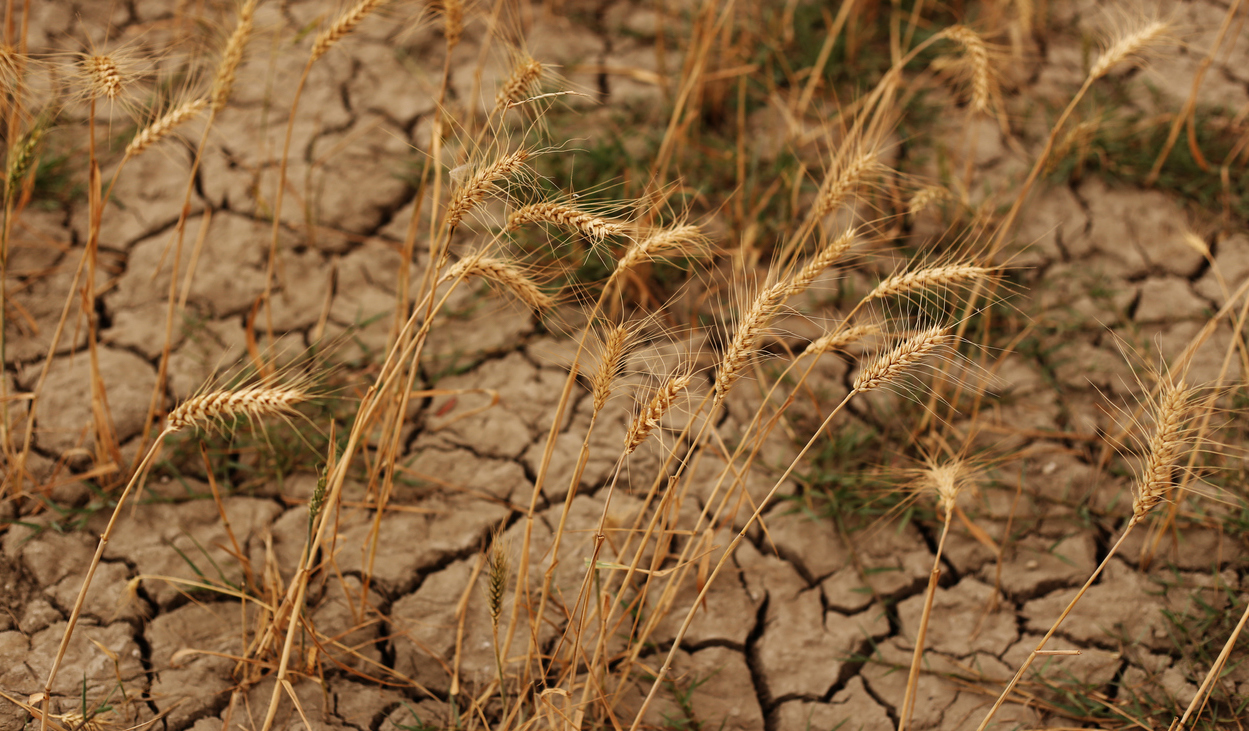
2,1,1249,730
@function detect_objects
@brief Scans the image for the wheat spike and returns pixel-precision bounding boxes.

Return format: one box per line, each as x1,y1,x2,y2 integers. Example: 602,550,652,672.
787,228,856,296
868,264,993,300
442,0,464,50
496,57,542,111
448,253,554,311
804,324,879,357
311,0,388,62
1090,19,1168,80
908,185,949,216
485,534,509,624
624,372,693,455
1131,379,1194,525
617,224,708,273
591,324,630,414
126,98,207,158
166,386,307,434
813,146,880,218
508,202,624,243
83,55,123,100
943,25,992,114
853,326,952,392
445,149,530,228
211,0,257,113
6,126,44,197
715,281,788,404
925,460,964,515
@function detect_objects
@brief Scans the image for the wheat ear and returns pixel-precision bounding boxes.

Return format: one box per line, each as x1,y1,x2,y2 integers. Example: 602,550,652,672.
448,253,554,311
617,224,708,273
441,0,464,49
714,281,789,404
786,227,856,296
165,386,308,433
813,145,880,218
943,25,992,113
591,324,630,414
853,326,953,392
507,202,624,243
496,57,542,110
624,372,693,455
83,55,123,100
1131,378,1195,525
310,0,388,63
125,98,207,158
804,324,879,357
1089,19,1169,80
868,264,993,300
210,0,257,113
445,149,530,228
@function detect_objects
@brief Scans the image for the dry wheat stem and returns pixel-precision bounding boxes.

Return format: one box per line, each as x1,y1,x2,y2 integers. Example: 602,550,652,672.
869,264,993,300
1131,379,1193,525
714,281,789,404
507,202,624,243
853,326,953,392
943,25,991,113
447,253,554,311
624,372,693,455
310,0,388,62
1090,19,1168,80
125,98,207,158
445,149,530,228
165,385,307,433
211,0,257,113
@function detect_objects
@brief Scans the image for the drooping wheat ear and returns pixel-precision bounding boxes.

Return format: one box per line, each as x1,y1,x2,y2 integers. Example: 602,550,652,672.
624,371,693,455
804,324,879,357
485,535,509,625
445,149,531,228
617,223,709,272
1131,379,1195,525
786,228,856,297
442,0,464,50
813,146,881,218
496,57,542,111
165,386,308,434
868,264,994,300
591,324,630,414
714,281,789,404
83,55,123,100
5,126,43,197
447,253,555,311
310,0,388,63
924,460,965,515
943,25,992,114
125,98,207,158
1089,19,1169,80
853,325,953,393
908,185,950,216
508,202,625,243
210,0,257,113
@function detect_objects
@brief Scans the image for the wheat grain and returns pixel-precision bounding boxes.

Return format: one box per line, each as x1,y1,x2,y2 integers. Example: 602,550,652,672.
591,324,630,414
448,253,554,311
1090,19,1168,80
211,0,257,113
868,264,993,300
1131,379,1194,525
125,98,207,158
714,281,789,404
624,372,693,455
787,228,856,296
943,26,992,114
508,202,624,243
311,0,388,63
166,386,307,434
445,149,530,228
853,325,952,392
804,324,879,357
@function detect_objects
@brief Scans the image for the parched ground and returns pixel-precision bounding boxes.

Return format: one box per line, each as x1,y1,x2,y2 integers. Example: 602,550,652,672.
2,1,1249,730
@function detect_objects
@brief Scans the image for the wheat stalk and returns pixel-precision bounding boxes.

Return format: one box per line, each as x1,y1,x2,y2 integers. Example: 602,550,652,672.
868,264,993,300
125,98,207,158
445,149,531,228
210,0,257,113
310,0,388,63
448,253,554,311
508,202,625,243
1089,19,1169,80
165,386,307,434
624,372,693,455
1131,379,1194,525
714,281,788,404
853,326,953,392
943,25,992,114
